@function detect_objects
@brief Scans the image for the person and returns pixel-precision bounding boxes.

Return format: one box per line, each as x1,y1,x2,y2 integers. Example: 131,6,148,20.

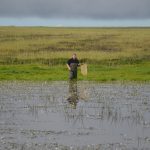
66,53,80,80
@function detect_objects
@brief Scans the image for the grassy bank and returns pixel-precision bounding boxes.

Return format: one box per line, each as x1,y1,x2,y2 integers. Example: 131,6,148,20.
0,27,150,81
0,61,150,81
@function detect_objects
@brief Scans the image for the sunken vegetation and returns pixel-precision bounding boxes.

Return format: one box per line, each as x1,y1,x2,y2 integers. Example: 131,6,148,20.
0,27,150,81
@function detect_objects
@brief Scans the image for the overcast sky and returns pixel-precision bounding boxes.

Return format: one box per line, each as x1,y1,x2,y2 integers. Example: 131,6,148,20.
0,0,150,26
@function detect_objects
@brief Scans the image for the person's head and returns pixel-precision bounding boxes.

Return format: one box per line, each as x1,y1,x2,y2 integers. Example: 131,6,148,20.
72,53,77,60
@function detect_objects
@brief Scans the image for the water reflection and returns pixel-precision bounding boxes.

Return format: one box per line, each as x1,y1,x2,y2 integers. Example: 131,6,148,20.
67,80,79,109
0,81,150,150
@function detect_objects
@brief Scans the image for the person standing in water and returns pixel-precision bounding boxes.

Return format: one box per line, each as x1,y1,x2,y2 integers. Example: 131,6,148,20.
66,53,79,108
67,53,80,80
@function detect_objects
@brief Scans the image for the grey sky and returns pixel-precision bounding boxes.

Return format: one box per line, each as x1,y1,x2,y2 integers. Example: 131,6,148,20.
0,0,150,19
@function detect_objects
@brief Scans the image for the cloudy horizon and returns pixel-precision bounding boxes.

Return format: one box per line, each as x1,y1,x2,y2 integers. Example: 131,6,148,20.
0,0,150,27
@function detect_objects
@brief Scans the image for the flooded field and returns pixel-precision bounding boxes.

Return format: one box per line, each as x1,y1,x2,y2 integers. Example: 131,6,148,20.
0,81,150,150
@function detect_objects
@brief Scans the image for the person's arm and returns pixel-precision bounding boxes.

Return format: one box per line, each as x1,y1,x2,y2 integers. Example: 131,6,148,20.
77,59,80,67
66,64,71,70
67,59,71,70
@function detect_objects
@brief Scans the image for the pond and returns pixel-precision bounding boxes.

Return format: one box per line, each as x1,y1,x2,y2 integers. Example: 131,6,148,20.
0,81,150,150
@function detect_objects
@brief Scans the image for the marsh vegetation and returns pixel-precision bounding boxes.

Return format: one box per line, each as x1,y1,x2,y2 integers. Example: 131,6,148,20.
0,27,150,81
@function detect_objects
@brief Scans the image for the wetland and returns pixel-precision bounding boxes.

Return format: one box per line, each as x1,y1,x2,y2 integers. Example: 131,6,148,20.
0,81,150,150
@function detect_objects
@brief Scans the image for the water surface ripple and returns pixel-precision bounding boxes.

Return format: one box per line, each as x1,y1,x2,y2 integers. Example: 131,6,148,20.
0,81,150,150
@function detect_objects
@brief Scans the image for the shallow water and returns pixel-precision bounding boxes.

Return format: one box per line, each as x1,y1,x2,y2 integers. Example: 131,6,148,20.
0,81,150,150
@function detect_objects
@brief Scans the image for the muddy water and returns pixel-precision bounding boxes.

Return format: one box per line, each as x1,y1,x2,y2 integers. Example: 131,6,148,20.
0,81,150,150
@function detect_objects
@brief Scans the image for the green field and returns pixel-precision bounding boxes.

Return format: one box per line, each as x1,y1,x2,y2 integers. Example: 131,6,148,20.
0,26,150,81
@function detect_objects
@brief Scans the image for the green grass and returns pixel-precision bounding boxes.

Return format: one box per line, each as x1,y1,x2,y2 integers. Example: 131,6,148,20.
0,27,150,82
0,61,149,81
0,65,68,81
88,61,150,82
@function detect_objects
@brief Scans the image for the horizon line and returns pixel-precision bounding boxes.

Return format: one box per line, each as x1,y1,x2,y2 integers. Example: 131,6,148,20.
0,25,150,28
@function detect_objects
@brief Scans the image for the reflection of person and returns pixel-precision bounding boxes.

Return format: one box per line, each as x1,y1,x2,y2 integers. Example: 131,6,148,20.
66,53,80,80
67,80,79,109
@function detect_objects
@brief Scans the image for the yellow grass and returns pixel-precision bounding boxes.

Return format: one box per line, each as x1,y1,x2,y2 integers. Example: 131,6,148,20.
0,27,150,81
0,27,150,65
